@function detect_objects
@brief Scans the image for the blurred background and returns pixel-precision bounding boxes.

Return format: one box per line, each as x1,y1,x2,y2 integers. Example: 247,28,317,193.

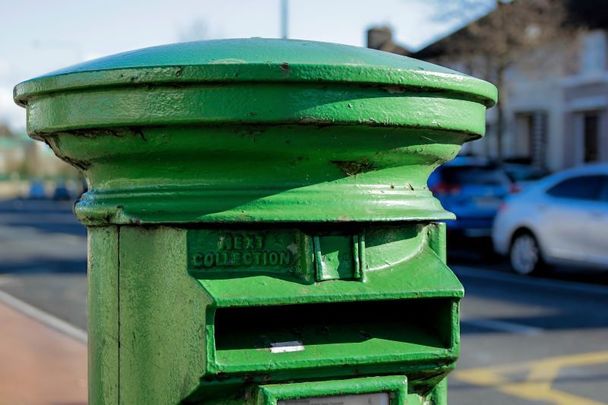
1,0,608,404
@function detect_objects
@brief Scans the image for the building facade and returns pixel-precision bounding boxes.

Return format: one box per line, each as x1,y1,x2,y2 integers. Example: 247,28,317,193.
368,22,608,171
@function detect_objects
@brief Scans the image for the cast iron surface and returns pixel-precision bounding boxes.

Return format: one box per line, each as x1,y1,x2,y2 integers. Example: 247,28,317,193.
14,38,496,105
14,39,496,405
14,39,496,225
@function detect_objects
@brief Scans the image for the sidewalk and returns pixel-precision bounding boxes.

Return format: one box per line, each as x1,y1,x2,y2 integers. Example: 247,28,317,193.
0,299,87,405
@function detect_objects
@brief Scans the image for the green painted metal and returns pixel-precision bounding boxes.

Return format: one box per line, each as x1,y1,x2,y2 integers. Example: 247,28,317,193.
87,227,119,403
14,38,495,226
256,376,408,404
118,227,208,403
14,39,496,105
14,38,496,404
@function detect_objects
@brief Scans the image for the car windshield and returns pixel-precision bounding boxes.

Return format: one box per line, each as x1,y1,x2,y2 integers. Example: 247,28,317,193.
503,166,547,182
546,175,606,201
441,165,510,186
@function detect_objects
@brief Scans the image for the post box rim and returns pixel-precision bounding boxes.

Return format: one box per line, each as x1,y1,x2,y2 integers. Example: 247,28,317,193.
13,38,497,107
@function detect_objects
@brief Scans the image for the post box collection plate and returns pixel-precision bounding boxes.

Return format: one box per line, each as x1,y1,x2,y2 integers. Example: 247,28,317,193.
278,392,390,405
14,38,496,404
256,376,407,405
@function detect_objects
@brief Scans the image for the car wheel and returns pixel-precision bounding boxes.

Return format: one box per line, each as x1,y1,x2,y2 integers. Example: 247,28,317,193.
509,232,544,276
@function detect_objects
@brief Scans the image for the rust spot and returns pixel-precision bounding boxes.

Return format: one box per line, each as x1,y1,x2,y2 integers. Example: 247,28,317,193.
237,127,264,139
60,156,92,171
331,159,375,176
297,117,334,128
383,85,407,94
129,127,147,142
64,128,124,138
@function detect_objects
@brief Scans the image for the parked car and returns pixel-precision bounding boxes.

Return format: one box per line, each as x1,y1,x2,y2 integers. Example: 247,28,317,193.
492,163,608,275
52,182,72,200
429,156,514,237
27,180,46,200
501,162,549,191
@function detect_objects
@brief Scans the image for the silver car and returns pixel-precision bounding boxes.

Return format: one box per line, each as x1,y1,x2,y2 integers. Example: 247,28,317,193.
492,164,608,275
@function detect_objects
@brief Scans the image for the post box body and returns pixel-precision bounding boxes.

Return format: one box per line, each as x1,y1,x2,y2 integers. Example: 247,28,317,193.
15,39,496,404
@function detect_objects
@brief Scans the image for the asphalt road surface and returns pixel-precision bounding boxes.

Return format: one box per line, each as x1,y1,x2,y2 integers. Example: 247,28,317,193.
1,199,607,404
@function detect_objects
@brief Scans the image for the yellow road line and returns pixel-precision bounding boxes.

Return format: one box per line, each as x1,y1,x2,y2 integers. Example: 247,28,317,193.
454,351,608,405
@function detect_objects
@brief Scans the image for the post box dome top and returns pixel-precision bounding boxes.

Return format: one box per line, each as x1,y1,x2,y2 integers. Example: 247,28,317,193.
14,38,497,225
14,38,496,106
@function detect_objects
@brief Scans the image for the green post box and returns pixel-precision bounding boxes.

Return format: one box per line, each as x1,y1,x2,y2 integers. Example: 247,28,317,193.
14,39,496,404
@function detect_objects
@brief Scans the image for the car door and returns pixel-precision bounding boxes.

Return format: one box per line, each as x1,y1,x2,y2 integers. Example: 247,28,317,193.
540,175,605,265
589,176,608,267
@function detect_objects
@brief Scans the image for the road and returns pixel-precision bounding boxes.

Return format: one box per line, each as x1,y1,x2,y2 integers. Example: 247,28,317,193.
1,199,607,404
452,265,608,404
0,199,87,331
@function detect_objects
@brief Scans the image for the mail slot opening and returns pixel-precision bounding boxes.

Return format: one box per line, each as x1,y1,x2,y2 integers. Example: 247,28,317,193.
213,299,456,370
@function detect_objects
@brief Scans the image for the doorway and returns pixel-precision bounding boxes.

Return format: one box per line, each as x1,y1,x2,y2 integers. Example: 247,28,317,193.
583,112,599,163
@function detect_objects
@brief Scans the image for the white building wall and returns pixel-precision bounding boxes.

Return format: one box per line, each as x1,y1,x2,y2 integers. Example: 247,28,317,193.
502,40,568,170
422,30,608,171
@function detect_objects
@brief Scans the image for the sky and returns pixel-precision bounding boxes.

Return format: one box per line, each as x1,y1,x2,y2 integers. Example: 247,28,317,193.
0,0,493,131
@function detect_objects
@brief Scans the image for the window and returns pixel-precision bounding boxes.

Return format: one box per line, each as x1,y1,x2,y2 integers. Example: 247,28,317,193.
546,175,606,201
600,178,608,203
514,111,548,167
583,113,600,163
440,165,511,187
581,31,606,74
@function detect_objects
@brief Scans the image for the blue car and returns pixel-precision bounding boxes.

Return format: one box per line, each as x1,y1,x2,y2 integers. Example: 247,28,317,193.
429,157,514,237
27,180,47,200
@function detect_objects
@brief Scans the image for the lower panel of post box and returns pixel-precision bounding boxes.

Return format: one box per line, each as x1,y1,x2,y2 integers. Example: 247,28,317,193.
256,376,408,405
100,225,459,404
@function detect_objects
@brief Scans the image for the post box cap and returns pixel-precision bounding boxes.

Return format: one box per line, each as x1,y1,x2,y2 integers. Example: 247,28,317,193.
13,39,497,225
14,38,496,107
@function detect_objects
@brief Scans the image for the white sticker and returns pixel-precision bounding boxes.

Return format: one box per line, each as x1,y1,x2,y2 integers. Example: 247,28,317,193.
270,340,305,353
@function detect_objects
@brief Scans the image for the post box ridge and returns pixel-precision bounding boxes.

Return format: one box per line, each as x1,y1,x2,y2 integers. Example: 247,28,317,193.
14,38,497,108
